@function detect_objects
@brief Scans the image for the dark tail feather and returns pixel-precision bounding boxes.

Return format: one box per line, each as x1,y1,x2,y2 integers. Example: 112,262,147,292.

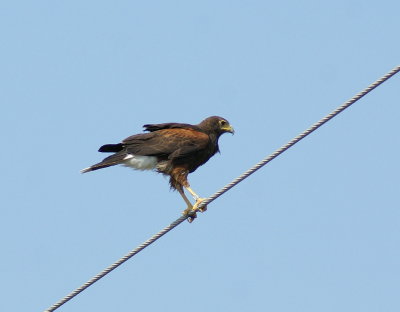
80,162,115,173
98,143,123,153
81,152,127,173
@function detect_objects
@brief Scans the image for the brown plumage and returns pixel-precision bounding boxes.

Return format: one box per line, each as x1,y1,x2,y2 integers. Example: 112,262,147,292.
81,116,234,221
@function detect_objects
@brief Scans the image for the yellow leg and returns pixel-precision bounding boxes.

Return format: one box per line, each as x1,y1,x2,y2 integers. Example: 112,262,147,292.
185,186,200,200
178,187,193,210
178,188,197,222
185,186,207,213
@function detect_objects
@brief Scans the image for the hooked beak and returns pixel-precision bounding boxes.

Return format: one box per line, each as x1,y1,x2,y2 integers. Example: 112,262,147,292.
223,125,235,134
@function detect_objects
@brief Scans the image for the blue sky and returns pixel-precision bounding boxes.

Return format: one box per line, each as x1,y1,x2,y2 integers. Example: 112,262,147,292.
1,1,399,311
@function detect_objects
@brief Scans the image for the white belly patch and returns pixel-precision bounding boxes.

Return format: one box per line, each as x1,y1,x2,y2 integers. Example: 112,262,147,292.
122,154,158,171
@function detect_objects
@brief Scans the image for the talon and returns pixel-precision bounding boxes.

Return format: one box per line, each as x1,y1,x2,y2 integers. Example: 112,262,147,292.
182,206,191,216
187,212,197,223
192,198,207,213
198,205,207,213
182,205,197,223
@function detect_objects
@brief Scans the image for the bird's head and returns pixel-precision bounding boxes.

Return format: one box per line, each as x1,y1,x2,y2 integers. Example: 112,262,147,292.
199,116,235,136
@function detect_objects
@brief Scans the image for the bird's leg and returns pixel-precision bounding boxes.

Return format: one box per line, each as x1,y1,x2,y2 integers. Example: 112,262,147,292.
177,187,197,222
178,187,193,213
185,186,207,213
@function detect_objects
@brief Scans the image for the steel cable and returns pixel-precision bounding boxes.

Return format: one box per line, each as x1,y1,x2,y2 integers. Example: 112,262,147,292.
44,65,400,312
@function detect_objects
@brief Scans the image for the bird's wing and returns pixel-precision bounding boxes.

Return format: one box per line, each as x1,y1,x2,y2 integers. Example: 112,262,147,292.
122,128,210,159
142,122,199,132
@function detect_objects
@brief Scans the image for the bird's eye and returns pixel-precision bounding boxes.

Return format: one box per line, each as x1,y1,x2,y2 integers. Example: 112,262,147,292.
219,120,227,126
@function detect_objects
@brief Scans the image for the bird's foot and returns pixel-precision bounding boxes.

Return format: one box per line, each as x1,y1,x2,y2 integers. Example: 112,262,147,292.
193,198,207,213
182,205,197,223
182,198,207,223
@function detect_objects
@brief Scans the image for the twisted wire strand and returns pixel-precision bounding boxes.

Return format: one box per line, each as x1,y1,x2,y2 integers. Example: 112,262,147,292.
45,216,187,312
199,65,400,208
44,65,400,312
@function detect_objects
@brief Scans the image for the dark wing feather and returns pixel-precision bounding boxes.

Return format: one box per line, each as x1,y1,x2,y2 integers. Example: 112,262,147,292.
143,122,200,132
98,143,123,153
122,128,210,159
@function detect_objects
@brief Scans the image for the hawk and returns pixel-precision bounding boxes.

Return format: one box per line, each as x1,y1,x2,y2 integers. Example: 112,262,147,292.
81,116,234,221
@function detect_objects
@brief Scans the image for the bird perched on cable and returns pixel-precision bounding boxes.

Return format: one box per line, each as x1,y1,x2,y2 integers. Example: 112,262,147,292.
81,116,234,221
